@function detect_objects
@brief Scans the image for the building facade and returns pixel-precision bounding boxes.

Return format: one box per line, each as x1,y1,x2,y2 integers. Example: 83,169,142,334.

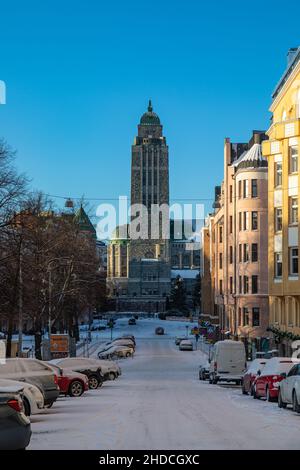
262,47,300,356
201,131,269,357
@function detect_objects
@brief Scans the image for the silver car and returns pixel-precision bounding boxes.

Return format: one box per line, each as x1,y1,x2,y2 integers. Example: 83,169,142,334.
0,385,31,450
278,362,300,413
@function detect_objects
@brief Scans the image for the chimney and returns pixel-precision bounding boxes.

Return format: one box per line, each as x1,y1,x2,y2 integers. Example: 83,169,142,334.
287,47,298,68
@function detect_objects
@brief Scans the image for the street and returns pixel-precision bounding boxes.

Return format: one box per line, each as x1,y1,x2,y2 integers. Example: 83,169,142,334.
29,319,300,450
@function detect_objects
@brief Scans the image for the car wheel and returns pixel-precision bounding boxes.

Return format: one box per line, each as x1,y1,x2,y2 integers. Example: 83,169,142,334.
126,352,131,357
69,380,84,397
88,375,100,390
292,391,300,413
278,389,287,409
23,397,31,416
109,372,116,381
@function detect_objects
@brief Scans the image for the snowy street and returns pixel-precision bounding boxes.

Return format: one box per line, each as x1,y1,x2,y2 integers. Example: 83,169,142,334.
29,319,300,450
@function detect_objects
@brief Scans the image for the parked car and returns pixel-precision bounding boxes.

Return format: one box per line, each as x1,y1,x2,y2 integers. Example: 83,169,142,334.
0,379,44,416
209,340,246,385
0,385,31,450
175,336,187,346
278,362,300,412
179,339,193,351
49,358,104,390
242,359,268,395
128,318,136,325
155,327,164,335
253,357,300,401
47,363,89,397
199,362,210,380
0,358,59,407
114,335,136,345
98,344,133,359
54,357,121,381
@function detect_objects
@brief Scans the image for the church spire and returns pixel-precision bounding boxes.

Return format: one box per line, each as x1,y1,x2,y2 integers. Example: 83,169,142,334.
148,99,153,112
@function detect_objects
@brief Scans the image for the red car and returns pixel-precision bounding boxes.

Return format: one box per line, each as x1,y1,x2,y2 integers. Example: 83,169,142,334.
253,357,299,402
49,364,89,397
242,358,268,395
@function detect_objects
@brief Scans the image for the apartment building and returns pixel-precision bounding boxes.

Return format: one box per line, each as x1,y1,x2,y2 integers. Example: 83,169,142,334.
262,47,300,356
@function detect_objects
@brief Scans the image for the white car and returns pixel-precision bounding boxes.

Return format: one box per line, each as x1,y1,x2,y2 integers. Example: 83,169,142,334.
278,362,300,413
179,340,193,351
0,378,44,416
98,345,133,359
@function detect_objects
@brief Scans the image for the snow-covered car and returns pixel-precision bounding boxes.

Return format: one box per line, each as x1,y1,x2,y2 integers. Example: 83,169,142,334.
242,359,268,395
47,363,89,397
128,318,136,325
0,379,44,416
198,362,210,380
114,335,136,345
253,357,300,402
0,385,31,450
155,327,164,335
98,345,133,359
56,357,121,381
0,358,59,407
278,362,300,412
179,340,193,351
49,358,104,390
111,339,135,350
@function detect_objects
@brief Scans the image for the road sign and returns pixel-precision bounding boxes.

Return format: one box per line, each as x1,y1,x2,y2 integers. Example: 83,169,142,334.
50,334,69,359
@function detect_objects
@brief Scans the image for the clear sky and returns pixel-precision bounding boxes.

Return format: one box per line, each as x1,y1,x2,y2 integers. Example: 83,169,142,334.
1,0,300,217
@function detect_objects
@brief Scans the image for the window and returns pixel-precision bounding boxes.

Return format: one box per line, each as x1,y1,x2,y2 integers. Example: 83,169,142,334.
238,180,242,199
243,243,249,262
239,276,242,294
238,308,242,326
219,253,223,269
243,307,249,326
239,212,242,231
275,162,282,187
252,243,258,262
219,226,223,243
275,208,283,232
251,179,258,198
229,215,233,234
252,211,258,230
243,211,249,230
275,252,283,278
243,276,249,294
252,275,258,294
229,276,233,294
229,246,233,264
289,146,298,173
289,247,298,276
243,180,249,198
229,185,233,203
219,280,223,295
239,244,242,262
289,197,298,225
252,308,260,326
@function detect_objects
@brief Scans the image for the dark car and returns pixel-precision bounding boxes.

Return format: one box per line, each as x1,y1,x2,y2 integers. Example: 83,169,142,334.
155,327,164,335
49,358,104,389
199,362,210,380
0,358,59,407
0,385,31,450
128,318,136,325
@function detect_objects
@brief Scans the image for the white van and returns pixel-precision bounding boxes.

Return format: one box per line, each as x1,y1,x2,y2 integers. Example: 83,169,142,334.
209,340,246,384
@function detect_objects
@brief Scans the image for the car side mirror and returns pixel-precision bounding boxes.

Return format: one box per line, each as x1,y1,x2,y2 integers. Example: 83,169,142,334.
257,370,261,376
280,372,287,379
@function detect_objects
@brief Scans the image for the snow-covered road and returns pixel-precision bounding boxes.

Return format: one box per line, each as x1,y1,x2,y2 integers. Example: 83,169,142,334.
29,318,300,450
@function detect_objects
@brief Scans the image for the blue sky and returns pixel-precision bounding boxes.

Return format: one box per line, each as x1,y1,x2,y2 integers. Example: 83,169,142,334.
1,0,300,217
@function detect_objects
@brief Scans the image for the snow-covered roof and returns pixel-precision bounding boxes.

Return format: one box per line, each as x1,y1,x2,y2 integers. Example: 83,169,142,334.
171,269,199,279
233,143,267,170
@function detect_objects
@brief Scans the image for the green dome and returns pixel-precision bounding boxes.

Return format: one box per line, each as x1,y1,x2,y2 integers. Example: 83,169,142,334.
140,100,160,126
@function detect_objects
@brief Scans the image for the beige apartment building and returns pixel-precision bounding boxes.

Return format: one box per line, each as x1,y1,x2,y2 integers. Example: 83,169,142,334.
201,131,269,357
262,48,300,356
